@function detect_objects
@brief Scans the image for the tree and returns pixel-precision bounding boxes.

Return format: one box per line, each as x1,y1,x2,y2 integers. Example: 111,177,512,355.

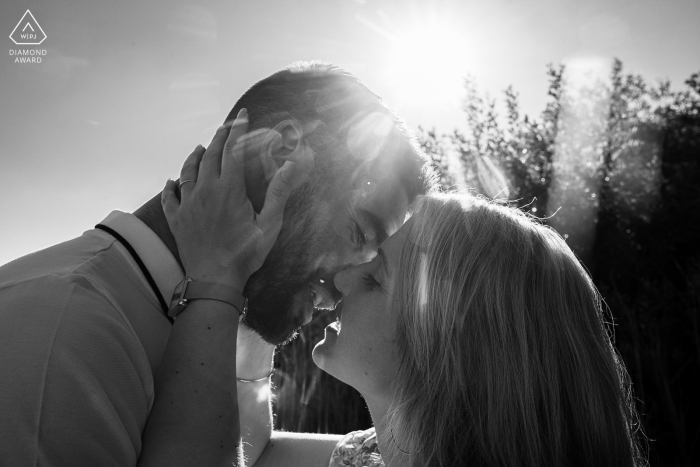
417,60,700,467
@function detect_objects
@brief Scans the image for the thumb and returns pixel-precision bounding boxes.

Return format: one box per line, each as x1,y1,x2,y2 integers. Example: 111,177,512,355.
258,161,297,228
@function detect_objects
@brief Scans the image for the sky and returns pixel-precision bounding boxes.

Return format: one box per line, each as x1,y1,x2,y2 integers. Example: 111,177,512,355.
1,0,698,266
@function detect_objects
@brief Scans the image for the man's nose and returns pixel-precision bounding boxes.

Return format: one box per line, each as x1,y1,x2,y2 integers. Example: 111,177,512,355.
312,276,343,309
327,281,343,307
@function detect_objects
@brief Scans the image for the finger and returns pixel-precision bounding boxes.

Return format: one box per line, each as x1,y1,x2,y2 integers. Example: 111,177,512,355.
258,161,297,231
222,128,267,200
221,108,249,178
179,145,205,199
161,179,180,222
199,121,232,180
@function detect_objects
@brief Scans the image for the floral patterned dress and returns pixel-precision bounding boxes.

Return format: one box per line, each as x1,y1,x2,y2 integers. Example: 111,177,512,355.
328,428,385,467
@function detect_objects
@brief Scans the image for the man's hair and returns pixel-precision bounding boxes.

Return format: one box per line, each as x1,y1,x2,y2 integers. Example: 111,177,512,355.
225,61,435,203
386,193,647,467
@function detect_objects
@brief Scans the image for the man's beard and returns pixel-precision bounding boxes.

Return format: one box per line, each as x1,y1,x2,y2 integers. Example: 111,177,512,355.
242,193,316,345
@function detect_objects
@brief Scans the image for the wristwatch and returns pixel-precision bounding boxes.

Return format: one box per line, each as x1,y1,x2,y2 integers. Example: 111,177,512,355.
168,277,246,320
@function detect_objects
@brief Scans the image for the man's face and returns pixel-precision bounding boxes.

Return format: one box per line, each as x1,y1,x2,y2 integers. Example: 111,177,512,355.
243,150,410,345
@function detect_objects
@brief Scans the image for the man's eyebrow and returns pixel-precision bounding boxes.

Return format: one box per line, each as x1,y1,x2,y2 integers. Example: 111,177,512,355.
357,208,390,245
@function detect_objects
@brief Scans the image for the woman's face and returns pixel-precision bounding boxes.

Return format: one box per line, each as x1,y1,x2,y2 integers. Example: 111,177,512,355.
312,219,411,396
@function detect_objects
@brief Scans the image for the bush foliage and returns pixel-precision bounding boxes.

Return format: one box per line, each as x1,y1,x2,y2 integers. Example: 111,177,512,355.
272,59,700,467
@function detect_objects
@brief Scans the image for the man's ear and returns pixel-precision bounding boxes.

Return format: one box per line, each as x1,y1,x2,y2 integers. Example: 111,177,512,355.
247,119,315,212
260,119,303,181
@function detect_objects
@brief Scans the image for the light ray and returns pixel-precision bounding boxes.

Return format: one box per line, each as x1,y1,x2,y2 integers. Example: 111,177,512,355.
354,14,398,43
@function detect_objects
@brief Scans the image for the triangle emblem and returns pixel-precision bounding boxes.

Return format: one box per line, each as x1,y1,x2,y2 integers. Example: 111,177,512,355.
10,10,47,45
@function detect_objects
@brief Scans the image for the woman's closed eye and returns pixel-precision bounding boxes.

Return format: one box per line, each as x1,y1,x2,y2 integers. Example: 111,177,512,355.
362,272,380,289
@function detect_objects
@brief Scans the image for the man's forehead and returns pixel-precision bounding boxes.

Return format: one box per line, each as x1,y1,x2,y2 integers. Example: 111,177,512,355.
316,109,414,235
343,112,406,168
349,172,409,238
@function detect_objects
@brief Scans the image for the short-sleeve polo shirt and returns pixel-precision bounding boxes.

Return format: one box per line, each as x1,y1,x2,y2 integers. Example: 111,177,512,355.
0,210,184,466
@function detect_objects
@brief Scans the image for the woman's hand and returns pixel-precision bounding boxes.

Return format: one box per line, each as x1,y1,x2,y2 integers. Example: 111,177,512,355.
161,109,297,287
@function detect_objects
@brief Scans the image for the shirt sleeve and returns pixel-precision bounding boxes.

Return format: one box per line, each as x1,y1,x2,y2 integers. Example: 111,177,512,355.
328,427,384,467
0,274,154,467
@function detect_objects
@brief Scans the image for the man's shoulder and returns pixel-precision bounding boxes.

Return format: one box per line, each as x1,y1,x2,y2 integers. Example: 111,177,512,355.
0,231,155,467
0,229,119,291
0,228,172,371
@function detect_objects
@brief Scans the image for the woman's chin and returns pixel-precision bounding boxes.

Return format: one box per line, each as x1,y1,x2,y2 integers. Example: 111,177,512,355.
312,326,339,373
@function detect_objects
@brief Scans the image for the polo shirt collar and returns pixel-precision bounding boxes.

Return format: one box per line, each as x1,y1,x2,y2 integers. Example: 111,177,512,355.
98,210,184,305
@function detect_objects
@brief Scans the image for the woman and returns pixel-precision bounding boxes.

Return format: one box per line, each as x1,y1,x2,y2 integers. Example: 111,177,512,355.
311,194,646,467
164,113,646,467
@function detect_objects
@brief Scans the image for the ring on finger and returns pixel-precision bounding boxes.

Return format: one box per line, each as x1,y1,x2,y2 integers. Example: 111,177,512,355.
179,179,196,188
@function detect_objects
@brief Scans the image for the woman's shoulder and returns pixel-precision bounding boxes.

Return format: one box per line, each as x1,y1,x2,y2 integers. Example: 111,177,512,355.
328,427,384,467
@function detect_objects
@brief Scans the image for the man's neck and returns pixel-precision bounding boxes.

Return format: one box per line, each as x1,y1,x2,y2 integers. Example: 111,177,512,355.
133,192,184,270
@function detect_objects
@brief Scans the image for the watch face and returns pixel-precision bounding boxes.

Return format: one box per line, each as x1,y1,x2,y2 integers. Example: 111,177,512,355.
168,300,187,319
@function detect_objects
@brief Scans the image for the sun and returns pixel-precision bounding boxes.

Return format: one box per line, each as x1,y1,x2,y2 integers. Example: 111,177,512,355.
381,13,470,108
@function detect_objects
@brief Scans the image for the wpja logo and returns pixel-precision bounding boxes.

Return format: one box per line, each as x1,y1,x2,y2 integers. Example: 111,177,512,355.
9,10,47,64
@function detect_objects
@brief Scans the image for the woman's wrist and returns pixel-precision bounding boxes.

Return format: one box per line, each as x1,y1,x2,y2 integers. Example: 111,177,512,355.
236,322,275,380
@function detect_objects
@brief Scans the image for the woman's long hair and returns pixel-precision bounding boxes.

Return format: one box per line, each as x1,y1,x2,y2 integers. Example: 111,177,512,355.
386,194,646,467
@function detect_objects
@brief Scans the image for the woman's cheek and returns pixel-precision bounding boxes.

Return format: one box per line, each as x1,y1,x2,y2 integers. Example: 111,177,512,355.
356,327,399,392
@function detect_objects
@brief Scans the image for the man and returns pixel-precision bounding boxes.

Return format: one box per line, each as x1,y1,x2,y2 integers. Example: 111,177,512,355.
0,61,433,466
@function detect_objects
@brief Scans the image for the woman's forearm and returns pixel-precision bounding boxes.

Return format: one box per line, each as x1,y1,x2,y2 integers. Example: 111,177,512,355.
236,325,276,465
138,299,241,467
143,107,299,466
